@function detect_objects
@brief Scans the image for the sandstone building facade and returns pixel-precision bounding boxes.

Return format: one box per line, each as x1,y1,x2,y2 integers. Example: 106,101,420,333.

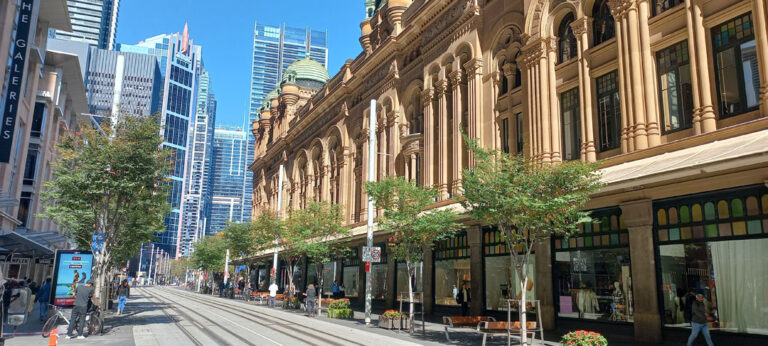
250,0,768,343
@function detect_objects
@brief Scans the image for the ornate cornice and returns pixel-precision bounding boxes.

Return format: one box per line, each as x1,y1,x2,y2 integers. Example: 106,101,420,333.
570,17,591,37
463,58,483,78
421,88,434,104
448,70,463,87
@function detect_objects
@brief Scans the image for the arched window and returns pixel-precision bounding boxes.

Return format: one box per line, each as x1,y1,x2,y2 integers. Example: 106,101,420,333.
558,13,577,64
513,52,522,88
593,0,615,46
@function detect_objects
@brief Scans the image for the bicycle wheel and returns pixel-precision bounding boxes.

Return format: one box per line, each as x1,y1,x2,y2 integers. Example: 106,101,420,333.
41,315,59,338
88,312,103,335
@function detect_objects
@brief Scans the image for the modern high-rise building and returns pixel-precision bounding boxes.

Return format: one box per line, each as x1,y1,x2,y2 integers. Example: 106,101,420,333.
179,69,216,257
51,0,121,49
119,24,201,257
85,47,164,120
245,22,328,224
209,127,248,236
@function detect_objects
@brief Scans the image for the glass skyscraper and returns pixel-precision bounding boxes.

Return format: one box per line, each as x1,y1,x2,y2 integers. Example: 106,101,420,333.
210,127,249,236
119,25,201,257
51,0,120,49
245,22,328,223
179,69,216,257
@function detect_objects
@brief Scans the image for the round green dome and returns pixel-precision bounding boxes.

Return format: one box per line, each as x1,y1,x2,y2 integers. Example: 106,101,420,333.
260,88,280,111
281,58,330,90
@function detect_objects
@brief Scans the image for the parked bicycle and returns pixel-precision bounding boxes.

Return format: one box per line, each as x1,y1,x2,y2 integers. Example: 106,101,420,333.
41,305,69,338
41,303,103,338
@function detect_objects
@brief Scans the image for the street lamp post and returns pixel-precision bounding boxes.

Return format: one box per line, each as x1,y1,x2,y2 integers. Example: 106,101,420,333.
365,99,377,325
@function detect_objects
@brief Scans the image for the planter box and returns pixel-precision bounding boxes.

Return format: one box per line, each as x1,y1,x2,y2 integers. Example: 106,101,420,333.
378,317,410,330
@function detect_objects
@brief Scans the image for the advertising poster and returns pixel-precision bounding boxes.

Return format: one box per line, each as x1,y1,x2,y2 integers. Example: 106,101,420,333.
51,250,94,306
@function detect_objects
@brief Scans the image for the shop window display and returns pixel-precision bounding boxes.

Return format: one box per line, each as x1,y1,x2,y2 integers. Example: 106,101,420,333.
396,262,422,302
554,208,634,322
322,262,335,296
342,251,360,298
484,228,536,312
434,232,471,306
371,264,388,299
656,186,768,335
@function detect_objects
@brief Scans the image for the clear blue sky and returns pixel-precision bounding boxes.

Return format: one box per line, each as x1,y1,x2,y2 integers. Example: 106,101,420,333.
117,1,364,128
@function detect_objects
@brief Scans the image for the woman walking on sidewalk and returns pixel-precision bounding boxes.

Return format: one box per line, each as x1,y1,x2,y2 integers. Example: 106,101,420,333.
304,284,316,317
116,280,130,314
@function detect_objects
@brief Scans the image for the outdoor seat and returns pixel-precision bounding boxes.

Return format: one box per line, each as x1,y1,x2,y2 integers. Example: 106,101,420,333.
442,316,496,342
476,321,539,346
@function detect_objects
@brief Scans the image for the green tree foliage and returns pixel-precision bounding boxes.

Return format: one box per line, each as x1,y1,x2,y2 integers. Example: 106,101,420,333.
40,115,170,300
461,137,603,344
190,234,226,272
284,201,348,311
366,176,460,325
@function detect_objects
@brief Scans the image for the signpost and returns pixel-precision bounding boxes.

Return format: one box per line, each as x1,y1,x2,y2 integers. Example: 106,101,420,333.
364,99,377,325
362,246,381,263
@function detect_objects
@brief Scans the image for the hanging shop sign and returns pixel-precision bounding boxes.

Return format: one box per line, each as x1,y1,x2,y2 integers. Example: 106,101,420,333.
0,0,35,163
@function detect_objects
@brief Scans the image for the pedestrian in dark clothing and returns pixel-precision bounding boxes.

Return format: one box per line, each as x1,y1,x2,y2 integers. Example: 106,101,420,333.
457,283,470,316
219,281,225,297
684,289,696,323
332,281,340,299
304,284,316,317
687,294,714,346
67,280,94,339
35,278,51,321
117,280,130,314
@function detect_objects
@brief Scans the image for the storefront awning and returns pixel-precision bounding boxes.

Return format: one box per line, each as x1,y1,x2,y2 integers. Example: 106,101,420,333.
24,231,69,248
0,231,55,256
599,129,768,193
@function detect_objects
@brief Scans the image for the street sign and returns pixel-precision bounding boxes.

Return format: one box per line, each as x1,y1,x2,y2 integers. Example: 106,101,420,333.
362,246,381,263
92,233,104,253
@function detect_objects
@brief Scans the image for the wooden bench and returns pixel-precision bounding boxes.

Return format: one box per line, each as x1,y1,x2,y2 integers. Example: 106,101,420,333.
442,316,496,342
477,321,539,346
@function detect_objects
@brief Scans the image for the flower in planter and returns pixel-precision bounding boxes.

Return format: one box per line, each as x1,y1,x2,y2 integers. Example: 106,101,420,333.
328,298,351,310
381,309,404,320
561,330,608,346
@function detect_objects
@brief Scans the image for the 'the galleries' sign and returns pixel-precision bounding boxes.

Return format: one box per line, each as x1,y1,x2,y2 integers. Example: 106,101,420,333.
0,0,35,163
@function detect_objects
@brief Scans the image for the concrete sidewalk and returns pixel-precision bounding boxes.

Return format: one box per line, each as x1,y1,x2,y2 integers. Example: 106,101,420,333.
3,288,184,346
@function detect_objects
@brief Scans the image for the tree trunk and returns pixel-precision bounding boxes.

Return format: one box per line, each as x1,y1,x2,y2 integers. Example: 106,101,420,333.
520,274,528,345
316,265,323,316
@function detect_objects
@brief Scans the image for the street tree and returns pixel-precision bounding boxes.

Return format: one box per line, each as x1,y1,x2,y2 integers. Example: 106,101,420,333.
285,201,348,313
366,176,460,326
190,234,226,273
461,138,603,345
40,115,170,301
248,211,285,285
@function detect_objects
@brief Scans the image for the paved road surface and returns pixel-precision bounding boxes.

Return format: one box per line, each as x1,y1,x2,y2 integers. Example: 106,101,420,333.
143,286,420,346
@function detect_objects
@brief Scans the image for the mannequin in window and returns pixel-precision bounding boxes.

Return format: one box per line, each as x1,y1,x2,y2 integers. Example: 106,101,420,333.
610,281,625,321
575,282,598,318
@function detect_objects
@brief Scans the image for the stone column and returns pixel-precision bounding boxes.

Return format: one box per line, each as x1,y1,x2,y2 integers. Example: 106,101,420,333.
627,4,649,149
534,237,555,331
536,41,552,163
436,79,449,199
423,247,434,316
421,89,435,188
410,154,417,183
692,1,717,132
571,18,597,162
620,199,662,345
387,111,398,176
468,226,484,316
321,160,331,202
684,0,704,134
449,70,463,193
753,0,768,113
613,17,629,152
342,151,354,222
638,0,661,145
546,38,562,162
464,59,483,166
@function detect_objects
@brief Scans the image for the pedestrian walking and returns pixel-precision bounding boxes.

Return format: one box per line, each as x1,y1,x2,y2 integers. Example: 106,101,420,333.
66,279,94,339
116,280,130,314
304,284,316,317
268,281,278,308
35,278,51,321
332,280,340,299
457,283,470,316
687,293,714,346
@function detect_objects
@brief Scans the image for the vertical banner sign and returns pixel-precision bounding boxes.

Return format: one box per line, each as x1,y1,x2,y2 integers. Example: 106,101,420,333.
0,0,35,162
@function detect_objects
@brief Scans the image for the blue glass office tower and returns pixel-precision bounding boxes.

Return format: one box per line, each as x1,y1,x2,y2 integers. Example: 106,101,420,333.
210,127,248,236
246,23,328,222
179,69,215,257
119,25,200,257
51,0,121,49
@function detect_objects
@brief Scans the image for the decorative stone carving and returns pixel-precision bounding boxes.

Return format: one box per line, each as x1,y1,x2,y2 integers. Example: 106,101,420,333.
448,70,463,86
421,88,434,104
400,133,424,156
570,17,590,37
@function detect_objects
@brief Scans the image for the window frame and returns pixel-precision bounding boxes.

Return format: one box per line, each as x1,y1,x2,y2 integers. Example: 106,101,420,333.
560,87,581,161
711,12,760,119
558,13,578,64
656,40,694,134
596,71,621,152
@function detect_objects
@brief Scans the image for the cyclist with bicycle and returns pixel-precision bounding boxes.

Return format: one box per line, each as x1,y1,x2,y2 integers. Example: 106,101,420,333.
67,279,94,339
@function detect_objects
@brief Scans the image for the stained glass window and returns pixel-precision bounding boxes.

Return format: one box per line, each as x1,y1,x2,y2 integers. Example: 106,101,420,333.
434,230,470,260
655,185,768,244
712,13,760,118
555,208,629,251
